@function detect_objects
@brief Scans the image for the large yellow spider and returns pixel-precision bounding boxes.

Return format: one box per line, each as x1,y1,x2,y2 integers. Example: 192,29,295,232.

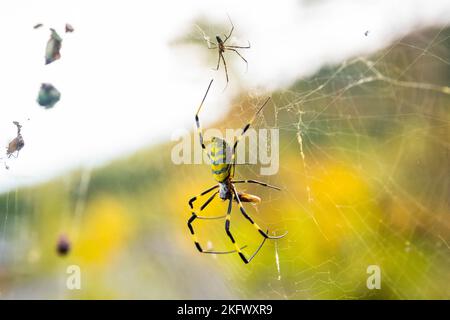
187,79,287,264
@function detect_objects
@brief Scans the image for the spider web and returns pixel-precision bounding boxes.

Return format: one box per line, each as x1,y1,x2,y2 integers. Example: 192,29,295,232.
0,23,448,300
223,26,450,299
183,25,449,300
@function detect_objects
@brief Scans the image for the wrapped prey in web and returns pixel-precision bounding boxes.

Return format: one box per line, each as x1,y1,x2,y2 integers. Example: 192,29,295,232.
236,192,261,203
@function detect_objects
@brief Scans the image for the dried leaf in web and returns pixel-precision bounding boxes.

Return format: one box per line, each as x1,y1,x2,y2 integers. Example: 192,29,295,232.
65,23,74,33
37,83,61,109
45,28,62,65
6,121,24,157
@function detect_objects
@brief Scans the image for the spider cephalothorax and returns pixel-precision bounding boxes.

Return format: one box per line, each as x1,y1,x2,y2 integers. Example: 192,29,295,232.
218,181,232,201
187,79,287,264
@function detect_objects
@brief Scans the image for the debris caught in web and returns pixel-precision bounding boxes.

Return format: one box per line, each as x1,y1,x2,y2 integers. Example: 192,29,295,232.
6,121,24,158
364,30,369,36
37,83,61,109
65,23,74,33
0,157,9,170
56,234,71,256
33,23,43,29
45,28,62,65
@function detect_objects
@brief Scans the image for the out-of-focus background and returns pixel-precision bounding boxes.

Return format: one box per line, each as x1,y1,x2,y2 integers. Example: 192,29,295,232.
0,0,449,299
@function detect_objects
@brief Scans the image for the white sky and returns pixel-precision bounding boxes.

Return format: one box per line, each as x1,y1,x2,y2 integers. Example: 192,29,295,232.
0,0,449,192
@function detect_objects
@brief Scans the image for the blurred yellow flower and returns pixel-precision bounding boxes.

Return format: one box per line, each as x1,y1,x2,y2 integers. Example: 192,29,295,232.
71,197,134,265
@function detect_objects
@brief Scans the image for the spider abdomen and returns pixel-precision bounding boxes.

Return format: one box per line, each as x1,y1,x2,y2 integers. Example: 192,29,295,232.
210,137,233,183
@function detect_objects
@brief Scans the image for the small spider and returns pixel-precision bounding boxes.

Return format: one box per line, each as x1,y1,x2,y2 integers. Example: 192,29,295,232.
7,121,25,158
204,15,250,87
187,79,287,264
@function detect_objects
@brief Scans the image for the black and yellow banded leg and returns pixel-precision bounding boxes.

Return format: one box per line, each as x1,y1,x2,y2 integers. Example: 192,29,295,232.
195,79,214,151
206,39,217,49
232,97,271,151
187,191,246,255
224,197,268,264
233,187,288,240
232,179,281,191
188,184,219,209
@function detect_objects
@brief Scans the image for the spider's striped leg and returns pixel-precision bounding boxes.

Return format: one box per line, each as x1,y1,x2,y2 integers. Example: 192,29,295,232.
232,186,288,240
232,179,281,191
0,157,7,170
224,196,268,264
188,185,219,209
195,79,214,151
232,97,271,152
188,191,246,254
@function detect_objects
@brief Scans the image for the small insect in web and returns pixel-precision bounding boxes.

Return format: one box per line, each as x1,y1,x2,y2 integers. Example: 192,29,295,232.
6,121,25,159
203,15,251,87
65,23,74,33
187,79,287,264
